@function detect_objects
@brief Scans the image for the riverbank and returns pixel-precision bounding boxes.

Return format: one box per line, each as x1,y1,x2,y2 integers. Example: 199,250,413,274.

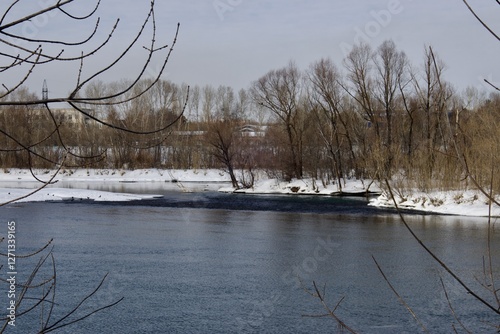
0,168,498,217
0,168,226,203
0,168,378,201
369,189,500,217
0,168,228,183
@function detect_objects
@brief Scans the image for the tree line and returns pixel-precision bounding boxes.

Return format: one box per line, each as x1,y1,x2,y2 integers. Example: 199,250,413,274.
1,40,499,192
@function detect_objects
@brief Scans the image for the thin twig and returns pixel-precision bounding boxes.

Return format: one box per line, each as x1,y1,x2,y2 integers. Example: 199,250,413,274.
41,273,123,332
440,277,472,333
484,79,500,92
384,179,500,316
303,281,358,334
0,158,65,207
372,256,429,333
461,0,500,41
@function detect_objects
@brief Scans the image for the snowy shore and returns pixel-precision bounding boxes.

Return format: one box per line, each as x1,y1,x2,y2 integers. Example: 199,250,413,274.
369,190,500,217
0,168,227,204
0,168,228,183
0,168,498,217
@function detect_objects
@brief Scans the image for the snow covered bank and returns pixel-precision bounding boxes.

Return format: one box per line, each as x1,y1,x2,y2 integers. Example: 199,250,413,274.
0,168,231,204
219,178,380,196
0,168,230,183
220,175,500,217
369,190,500,217
0,187,162,203
1,168,499,217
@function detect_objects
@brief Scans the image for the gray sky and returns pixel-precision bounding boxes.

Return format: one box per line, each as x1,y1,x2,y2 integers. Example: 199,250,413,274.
3,0,500,97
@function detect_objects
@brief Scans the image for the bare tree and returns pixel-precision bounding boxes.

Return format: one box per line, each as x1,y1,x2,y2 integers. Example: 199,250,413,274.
0,1,185,332
251,61,305,180
342,43,390,181
0,0,187,181
207,85,252,189
207,119,240,188
308,58,360,187
412,46,454,188
234,88,250,121
201,85,216,123
343,43,377,137
188,85,201,124
215,85,235,120
372,40,408,176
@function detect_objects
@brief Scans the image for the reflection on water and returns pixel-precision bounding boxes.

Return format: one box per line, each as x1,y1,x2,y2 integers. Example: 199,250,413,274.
0,191,499,333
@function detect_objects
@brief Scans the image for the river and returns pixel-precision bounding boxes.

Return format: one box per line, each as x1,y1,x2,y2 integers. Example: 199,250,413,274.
0,186,499,333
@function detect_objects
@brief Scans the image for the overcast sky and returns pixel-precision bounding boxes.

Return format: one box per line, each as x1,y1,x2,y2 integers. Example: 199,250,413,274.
3,0,500,97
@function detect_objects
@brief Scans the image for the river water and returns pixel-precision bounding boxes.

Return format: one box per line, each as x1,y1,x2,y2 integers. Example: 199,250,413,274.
1,185,499,333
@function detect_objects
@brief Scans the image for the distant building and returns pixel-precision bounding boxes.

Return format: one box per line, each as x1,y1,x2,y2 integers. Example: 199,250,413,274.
238,124,266,137
29,107,101,128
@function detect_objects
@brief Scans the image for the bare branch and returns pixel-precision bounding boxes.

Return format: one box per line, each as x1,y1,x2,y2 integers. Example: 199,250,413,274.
461,0,500,41
484,79,500,92
372,255,429,333
440,277,472,333
0,0,74,31
303,281,358,333
0,156,65,207
384,178,500,316
40,273,123,333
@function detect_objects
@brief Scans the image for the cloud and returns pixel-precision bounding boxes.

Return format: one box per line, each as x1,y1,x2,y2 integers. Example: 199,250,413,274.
2,0,499,96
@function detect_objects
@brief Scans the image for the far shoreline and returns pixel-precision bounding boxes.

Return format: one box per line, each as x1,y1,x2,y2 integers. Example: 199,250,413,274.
0,168,498,218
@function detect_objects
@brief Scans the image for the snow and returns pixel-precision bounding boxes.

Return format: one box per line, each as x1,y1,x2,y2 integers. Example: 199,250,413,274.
0,168,229,203
369,189,500,217
0,187,162,203
0,168,498,217
0,168,229,183
219,177,379,196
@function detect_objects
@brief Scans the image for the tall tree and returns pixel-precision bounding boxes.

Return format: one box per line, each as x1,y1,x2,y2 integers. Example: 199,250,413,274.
207,119,240,188
308,58,359,186
343,43,377,137
412,46,453,185
372,40,408,175
0,0,185,177
251,61,305,180
201,85,216,123
0,1,185,331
